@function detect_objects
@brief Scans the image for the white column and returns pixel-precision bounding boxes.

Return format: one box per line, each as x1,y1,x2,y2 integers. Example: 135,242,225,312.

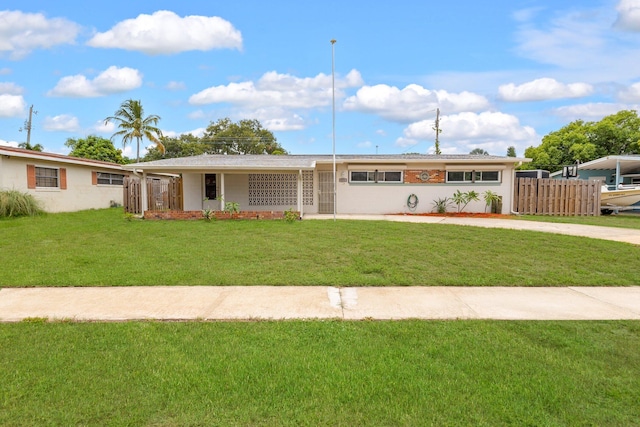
219,173,225,210
298,170,303,217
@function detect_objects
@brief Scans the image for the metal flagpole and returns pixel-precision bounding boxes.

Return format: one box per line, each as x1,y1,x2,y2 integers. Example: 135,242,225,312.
331,39,337,221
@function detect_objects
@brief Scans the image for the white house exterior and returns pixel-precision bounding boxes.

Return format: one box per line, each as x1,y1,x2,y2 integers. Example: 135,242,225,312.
0,146,128,213
124,154,529,216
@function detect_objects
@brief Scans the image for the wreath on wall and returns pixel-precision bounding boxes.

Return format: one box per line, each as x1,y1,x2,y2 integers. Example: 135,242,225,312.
407,193,419,211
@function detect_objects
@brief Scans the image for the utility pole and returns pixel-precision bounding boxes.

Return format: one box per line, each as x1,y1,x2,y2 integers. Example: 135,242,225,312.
20,105,37,145
432,107,441,155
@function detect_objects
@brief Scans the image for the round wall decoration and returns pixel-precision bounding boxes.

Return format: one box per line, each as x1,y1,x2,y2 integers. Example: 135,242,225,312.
419,171,431,181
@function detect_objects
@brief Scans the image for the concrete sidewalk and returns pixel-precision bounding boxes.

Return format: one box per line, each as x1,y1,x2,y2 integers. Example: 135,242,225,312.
305,214,640,245
1,286,639,322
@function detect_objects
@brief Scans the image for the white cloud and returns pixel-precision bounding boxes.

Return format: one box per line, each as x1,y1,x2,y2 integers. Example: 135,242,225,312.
0,68,12,75
357,140,373,149
0,139,19,147
94,120,115,134
43,115,81,132
0,94,26,117
499,78,593,102
87,10,242,55
47,66,142,97
396,111,539,154
0,82,23,95
514,8,608,68
614,0,640,31
166,81,186,91
343,84,489,123
618,81,640,102
552,102,638,120
245,107,308,132
0,11,80,60
189,69,363,109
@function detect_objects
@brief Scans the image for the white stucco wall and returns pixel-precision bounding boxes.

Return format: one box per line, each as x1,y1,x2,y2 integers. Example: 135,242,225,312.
176,163,517,215
334,164,516,215
1,156,126,213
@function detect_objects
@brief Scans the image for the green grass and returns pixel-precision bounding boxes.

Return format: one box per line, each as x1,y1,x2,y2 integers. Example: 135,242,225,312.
519,212,640,229
1,208,640,286
1,320,638,426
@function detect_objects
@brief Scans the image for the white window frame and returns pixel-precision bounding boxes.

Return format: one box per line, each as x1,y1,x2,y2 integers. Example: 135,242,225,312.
97,172,125,186
35,166,59,188
349,170,403,184
446,170,501,183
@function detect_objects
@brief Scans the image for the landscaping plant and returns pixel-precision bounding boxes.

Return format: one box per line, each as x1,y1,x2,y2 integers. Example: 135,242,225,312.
0,190,43,218
431,197,451,214
452,190,480,212
483,190,501,213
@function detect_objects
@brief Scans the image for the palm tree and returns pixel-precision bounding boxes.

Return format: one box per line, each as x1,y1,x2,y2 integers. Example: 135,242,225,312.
104,99,164,162
18,141,44,151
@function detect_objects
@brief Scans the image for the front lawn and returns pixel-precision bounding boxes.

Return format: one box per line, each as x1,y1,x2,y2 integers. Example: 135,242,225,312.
1,208,639,286
1,320,638,426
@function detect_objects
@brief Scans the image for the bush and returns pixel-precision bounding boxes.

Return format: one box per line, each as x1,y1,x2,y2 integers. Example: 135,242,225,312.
0,190,44,218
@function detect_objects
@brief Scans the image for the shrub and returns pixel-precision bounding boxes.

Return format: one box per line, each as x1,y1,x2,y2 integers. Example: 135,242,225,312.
452,190,480,212
284,208,299,223
432,197,451,214
0,190,44,218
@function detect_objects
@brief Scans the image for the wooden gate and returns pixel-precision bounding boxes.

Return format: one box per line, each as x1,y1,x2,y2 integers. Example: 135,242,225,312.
123,176,183,214
513,178,601,216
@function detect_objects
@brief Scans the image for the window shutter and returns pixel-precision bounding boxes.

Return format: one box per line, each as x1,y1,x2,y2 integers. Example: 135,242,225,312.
27,164,36,189
92,171,97,185
60,168,67,190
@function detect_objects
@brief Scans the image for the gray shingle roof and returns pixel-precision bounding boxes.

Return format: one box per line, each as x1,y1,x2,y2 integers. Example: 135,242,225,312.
123,153,528,171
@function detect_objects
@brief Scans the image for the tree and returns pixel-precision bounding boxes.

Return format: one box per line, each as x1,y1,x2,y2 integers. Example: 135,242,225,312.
65,135,126,164
143,134,209,161
18,141,43,151
506,146,517,157
524,110,640,172
104,99,164,162
201,118,287,155
469,148,489,155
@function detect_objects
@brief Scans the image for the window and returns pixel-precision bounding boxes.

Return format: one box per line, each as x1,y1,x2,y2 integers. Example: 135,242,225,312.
35,167,58,188
446,170,500,183
350,170,403,183
97,172,125,185
205,174,217,200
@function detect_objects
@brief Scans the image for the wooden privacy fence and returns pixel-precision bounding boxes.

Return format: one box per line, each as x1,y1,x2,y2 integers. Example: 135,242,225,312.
123,176,183,214
513,178,601,216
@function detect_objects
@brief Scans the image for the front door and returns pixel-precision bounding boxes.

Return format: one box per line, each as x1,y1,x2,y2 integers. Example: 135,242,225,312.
318,171,335,214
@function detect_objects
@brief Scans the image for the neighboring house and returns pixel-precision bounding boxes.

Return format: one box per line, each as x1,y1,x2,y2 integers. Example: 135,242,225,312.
123,154,529,216
550,155,640,189
0,146,128,212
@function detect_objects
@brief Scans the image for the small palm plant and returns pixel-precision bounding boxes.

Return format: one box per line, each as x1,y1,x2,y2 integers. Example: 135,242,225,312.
483,190,501,213
432,197,451,214
452,190,480,212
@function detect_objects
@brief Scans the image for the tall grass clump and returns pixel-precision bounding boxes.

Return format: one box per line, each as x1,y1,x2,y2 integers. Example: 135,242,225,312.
0,190,44,218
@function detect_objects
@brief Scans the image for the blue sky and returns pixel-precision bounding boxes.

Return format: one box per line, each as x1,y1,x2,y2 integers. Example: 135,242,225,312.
1,0,640,158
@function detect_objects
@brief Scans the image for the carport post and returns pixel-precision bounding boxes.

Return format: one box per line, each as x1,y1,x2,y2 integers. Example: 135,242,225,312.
141,171,148,214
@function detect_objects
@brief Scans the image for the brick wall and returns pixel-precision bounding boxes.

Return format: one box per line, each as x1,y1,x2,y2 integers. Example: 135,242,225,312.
143,210,297,220
404,170,445,184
